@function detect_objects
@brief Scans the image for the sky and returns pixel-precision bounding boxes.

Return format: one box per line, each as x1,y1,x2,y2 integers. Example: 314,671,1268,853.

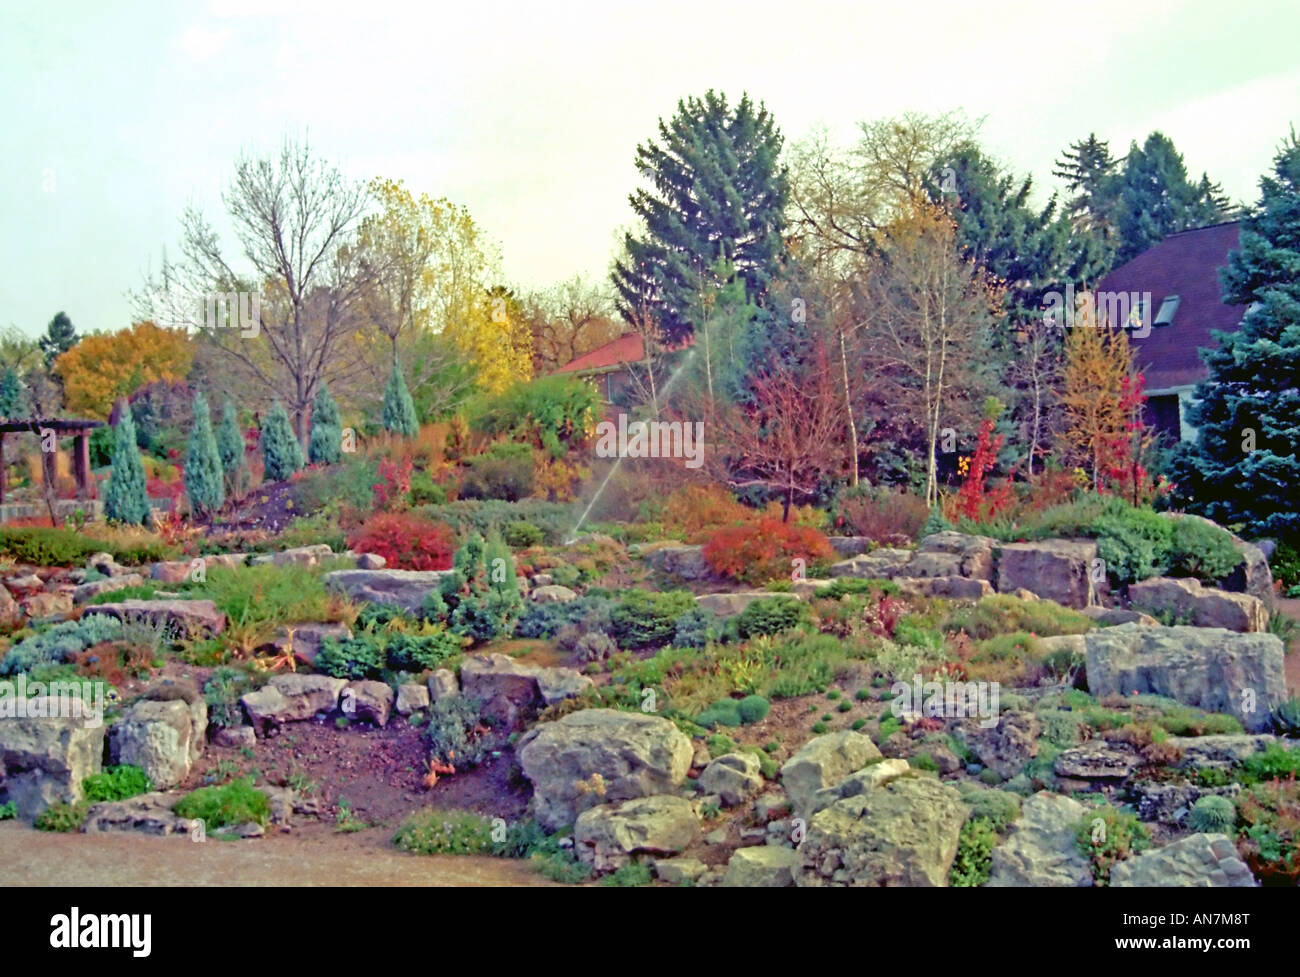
2,0,1298,340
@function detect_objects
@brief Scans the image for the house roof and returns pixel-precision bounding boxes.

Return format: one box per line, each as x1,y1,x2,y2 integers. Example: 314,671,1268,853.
552,332,694,375
1098,221,1246,391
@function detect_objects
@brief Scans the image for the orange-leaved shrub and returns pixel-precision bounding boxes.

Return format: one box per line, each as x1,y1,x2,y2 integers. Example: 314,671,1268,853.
702,517,835,585
655,484,756,542
346,512,455,571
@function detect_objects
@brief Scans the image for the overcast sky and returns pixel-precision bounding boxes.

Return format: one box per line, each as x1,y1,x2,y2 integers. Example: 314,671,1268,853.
3,0,1298,340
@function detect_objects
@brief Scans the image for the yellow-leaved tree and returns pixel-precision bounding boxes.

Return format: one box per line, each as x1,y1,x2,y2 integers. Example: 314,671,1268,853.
1058,293,1134,489
53,321,194,419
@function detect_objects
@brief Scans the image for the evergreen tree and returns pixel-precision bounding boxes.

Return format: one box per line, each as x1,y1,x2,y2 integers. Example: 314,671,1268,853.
1168,131,1300,538
308,383,343,464
103,407,150,526
215,400,251,499
184,392,225,519
40,311,78,367
381,363,418,437
261,401,305,481
612,90,789,345
439,533,524,642
0,368,27,419
1053,134,1120,249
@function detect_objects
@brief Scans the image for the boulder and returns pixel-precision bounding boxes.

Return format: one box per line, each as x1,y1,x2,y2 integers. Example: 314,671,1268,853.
341,681,394,726
1164,734,1277,769
240,674,347,734
212,726,257,749
996,539,1103,608
530,584,578,604
271,622,352,667
796,776,969,887
86,552,132,577
956,711,1040,781
534,668,594,706
892,576,993,600
150,561,194,584
323,569,453,613
1084,624,1285,732
273,544,335,567
1132,781,1240,826
427,669,459,701
780,730,883,818
915,532,996,579
459,652,590,727
573,795,699,871
1082,606,1160,627
1128,576,1268,632
1110,833,1257,887
6,573,44,591
108,697,207,789
517,709,693,829
644,544,710,580
827,536,872,558
987,792,1093,887
809,758,911,815
73,573,145,604
202,553,249,572
698,752,764,807
0,702,105,820
655,857,707,885
791,578,836,599
355,552,387,570
20,591,72,619
694,592,790,618
828,548,914,580
395,683,430,715
1053,741,1140,780
722,845,801,887
1169,513,1272,604
0,584,22,625
82,791,192,835
84,599,226,637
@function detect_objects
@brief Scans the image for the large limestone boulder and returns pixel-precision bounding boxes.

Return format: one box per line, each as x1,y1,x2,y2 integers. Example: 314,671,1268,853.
796,776,969,886
324,569,454,613
780,730,883,818
808,758,911,816
573,795,699,871
240,674,347,734
0,702,105,820
529,585,578,604
82,791,192,835
644,545,710,580
987,792,1093,887
695,592,790,618
722,845,801,887
1110,833,1257,887
517,709,693,830
828,548,914,580
272,544,335,567
271,622,352,667
108,697,207,789
84,599,226,636
698,752,764,806
914,532,996,580
893,576,993,600
1053,741,1140,780
956,711,1041,781
1165,734,1277,769
996,539,1102,608
1084,624,1285,732
73,573,145,604
1128,577,1268,632
827,537,871,558
341,680,394,726
459,652,591,728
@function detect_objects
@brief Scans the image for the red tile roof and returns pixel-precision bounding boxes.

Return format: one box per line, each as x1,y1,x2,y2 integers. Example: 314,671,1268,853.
552,332,695,375
1098,221,1246,391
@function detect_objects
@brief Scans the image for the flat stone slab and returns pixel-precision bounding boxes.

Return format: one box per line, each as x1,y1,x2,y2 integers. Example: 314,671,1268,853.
1110,833,1257,887
83,599,226,636
324,569,453,613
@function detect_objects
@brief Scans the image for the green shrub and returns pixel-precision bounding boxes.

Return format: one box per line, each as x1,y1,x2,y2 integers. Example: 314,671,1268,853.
734,596,809,639
1271,697,1300,737
216,400,252,499
470,374,602,460
0,616,125,676
204,667,255,728
172,778,271,829
261,401,304,482
460,442,535,501
531,850,595,884
1187,795,1237,833
949,816,998,887
958,784,1021,832
426,695,496,767
184,392,225,519
441,534,525,643
419,499,574,545
812,577,899,600
409,469,447,505
315,635,386,680
600,861,653,886
103,408,150,526
381,363,419,437
943,594,1092,640
0,801,16,820
0,527,174,567
1075,805,1150,884
34,800,89,832
609,589,696,649
392,809,496,855
385,628,462,672
673,606,721,648
291,456,378,514
738,694,771,724
1239,743,1300,784
307,383,343,465
696,699,742,728
503,520,544,549
1166,517,1243,580
83,765,153,803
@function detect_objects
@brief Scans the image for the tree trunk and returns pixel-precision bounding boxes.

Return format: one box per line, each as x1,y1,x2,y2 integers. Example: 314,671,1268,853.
839,329,859,487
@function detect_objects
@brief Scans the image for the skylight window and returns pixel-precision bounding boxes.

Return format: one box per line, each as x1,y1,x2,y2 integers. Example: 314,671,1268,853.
1154,294,1180,326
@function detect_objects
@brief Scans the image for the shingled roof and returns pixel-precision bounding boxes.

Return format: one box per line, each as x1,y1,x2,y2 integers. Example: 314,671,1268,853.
553,332,695,375
1098,221,1246,391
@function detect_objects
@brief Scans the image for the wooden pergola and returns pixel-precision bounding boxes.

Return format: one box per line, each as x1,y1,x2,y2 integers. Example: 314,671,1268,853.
0,419,105,503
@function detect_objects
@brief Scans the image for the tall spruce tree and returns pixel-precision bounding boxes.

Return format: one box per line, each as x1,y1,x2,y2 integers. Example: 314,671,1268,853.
381,363,418,437
215,400,251,499
184,392,225,519
261,401,304,481
308,383,343,464
612,90,789,345
103,407,150,526
40,311,78,367
1168,132,1300,539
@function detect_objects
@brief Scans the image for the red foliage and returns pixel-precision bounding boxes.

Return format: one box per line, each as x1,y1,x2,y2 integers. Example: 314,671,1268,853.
346,512,454,571
861,593,908,639
1098,371,1169,505
372,457,413,511
146,476,185,505
702,517,835,585
955,418,1015,522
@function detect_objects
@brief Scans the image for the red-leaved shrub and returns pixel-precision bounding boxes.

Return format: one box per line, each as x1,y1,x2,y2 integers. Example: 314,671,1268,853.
346,512,455,571
702,517,835,585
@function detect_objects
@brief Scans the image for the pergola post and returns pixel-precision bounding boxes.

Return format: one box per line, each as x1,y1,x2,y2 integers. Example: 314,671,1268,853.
0,434,6,504
74,431,90,501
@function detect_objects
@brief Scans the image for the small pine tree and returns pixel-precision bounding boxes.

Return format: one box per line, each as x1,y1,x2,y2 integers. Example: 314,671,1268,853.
0,368,26,420
184,392,225,520
439,533,524,642
215,401,251,499
381,363,418,437
308,383,342,464
103,407,150,526
261,401,304,482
